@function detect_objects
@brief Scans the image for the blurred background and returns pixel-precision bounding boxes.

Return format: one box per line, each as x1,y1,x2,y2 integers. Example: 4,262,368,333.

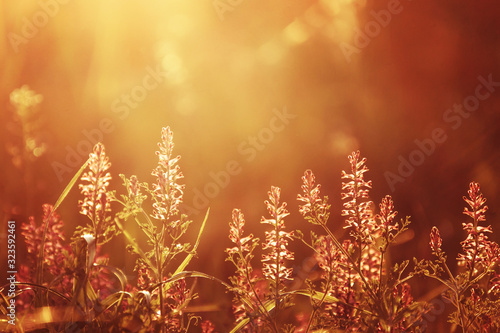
1,0,500,330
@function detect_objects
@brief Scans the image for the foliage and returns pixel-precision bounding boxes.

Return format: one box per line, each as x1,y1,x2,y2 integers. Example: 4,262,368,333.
414,182,500,332
294,152,429,332
2,125,499,333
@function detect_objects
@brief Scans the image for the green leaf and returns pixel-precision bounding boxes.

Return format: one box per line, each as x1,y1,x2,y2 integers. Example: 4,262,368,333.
54,159,90,212
15,282,71,303
115,217,157,275
85,280,99,306
229,299,276,333
291,289,339,303
94,264,128,291
147,209,211,296
100,291,133,313
165,208,210,290
152,270,232,297
37,159,90,286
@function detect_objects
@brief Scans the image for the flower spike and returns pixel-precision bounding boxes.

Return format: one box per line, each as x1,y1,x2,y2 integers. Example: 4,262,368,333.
151,126,185,221
78,142,115,244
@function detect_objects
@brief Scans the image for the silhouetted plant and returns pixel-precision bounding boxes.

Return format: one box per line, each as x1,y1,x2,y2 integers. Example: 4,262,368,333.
3,119,500,333
74,142,117,246
415,182,500,332
110,126,209,332
4,127,210,332
296,152,429,332
226,187,296,332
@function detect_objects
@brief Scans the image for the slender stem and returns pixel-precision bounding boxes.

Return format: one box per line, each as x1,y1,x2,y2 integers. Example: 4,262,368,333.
274,210,281,327
305,272,333,333
242,258,278,333
156,230,164,331
467,214,480,283
320,222,378,304
435,257,467,332
379,250,385,295
234,232,277,331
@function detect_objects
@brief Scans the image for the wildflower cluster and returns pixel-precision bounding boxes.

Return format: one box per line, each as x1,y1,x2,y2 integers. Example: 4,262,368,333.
226,208,263,327
458,182,499,273
311,235,356,329
6,127,211,332
6,116,500,332
18,205,73,309
225,151,427,332
226,187,295,332
417,182,500,331
112,126,206,332
15,203,117,326
297,151,426,332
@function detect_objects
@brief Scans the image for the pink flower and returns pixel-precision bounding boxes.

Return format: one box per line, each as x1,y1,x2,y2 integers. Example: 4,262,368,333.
341,151,376,244
18,205,73,310
463,182,487,223
457,182,499,271
151,127,185,221
78,143,114,244
201,320,216,333
297,169,330,225
261,186,294,283
429,226,442,253
226,208,263,326
378,195,398,233
394,282,413,307
227,209,255,255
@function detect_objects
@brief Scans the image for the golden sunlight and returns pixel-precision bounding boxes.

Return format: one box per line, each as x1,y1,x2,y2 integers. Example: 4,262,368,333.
2,0,500,331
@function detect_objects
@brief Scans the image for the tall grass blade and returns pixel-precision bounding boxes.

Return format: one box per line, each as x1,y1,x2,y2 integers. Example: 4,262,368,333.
36,159,89,288
171,208,210,277
229,299,276,333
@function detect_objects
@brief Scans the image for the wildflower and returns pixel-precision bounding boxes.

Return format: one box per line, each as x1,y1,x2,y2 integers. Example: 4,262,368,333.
429,226,442,253
126,174,147,207
21,204,67,275
18,205,73,310
201,320,216,333
360,246,381,281
423,182,500,331
378,195,398,234
82,233,95,244
389,283,419,331
78,142,115,245
116,174,149,225
165,279,191,315
136,264,154,290
227,209,256,256
297,169,330,225
226,209,262,326
314,235,342,275
457,182,499,272
151,126,184,221
395,282,413,307
463,181,487,223
261,186,294,283
341,151,377,244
